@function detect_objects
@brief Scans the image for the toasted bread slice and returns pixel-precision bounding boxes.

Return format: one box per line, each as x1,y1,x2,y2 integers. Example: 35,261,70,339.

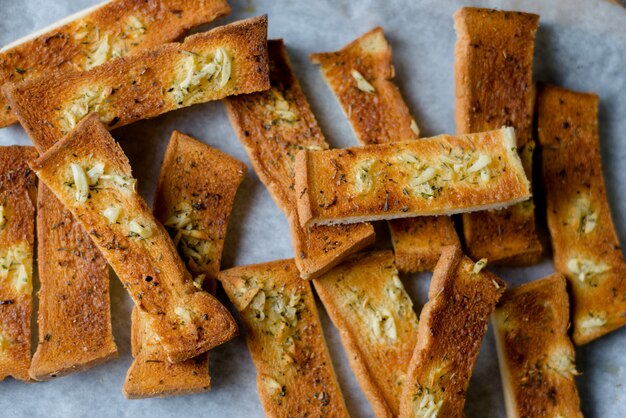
0,146,37,382
454,7,542,265
493,274,583,417
295,127,531,227
311,28,459,272
124,131,246,398
0,0,231,128
4,16,269,152
225,39,375,279
31,114,238,363
310,27,419,146
537,84,626,344
29,186,117,381
218,259,348,417
313,251,419,417
399,246,505,417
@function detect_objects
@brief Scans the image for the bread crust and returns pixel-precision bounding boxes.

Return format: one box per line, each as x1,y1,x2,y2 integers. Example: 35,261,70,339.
313,251,419,417
30,186,117,381
31,114,238,363
0,0,231,128
124,131,246,398
537,84,626,344
4,15,269,152
399,246,505,417
310,28,458,273
493,274,583,418
0,146,37,382
225,39,374,279
454,7,542,265
295,128,531,227
218,259,348,417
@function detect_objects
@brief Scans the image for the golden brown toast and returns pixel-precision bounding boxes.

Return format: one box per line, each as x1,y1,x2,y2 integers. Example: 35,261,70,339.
310,28,459,273
454,7,542,266
310,27,419,146
399,246,505,417
295,127,531,227
225,39,375,279
0,146,37,382
124,131,246,398
537,84,626,344
313,251,419,417
31,114,238,363
493,274,583,418
29,186,117,381
0,0,231,128
4,15,269,152
218,259,348,417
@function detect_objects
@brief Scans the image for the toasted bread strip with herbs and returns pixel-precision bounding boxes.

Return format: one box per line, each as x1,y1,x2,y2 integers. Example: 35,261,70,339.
313,251,419,417
454,7,542,265
124,131,246,398
311,27,459,272
0,0,231,128
295,127,531,227
4,15,269,152
537,84,626,344
31,114,238,363
399,246,505,417
30,186,117,381
225,39,374,279
219,259,348,417
493,274,583,417
0,146,37,382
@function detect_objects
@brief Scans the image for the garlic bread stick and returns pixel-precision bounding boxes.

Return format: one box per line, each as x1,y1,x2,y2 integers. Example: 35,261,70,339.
493,274,583,418
4,15,269,152
314,251,419,417
295,127,531,227
311,27,459,272
0,0,230,127
219,259,348,417
124,131,246,398
537,84,626,344
455,7,542,265
399,246,505,417
225,39,374,280
30,186,116,381
0,146,37,382
31,114,237,363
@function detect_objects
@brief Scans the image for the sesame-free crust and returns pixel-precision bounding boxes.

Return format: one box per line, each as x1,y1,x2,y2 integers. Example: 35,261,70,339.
493,274,583,418
311,27,458,273
29,186,117,381
0,0,230,127
31,114,238,363
225,39,374,279
124,131,246,398
313,251,419,417
218,259,348,417
537,84,626,344
399,246,505,417
454,7,542,265
295,128,531,227
0,146,37,382
4,15,269,152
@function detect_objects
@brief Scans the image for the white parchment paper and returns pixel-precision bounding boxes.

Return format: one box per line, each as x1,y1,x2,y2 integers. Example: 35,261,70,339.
1,0,625,416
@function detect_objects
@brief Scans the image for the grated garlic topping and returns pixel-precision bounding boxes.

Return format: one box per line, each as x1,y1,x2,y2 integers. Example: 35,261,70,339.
580,313,606,331
0,242,31,294
171,47,231,106
354,159,375,194
351,69,375,93
566,258,610,284
547,352,580,378
164,203,213,270
70,163,90,203
59,86,115,134
472,258,488,274
102,206,121,224
174,306,192,326
415,389,442,418
572,196,598,235
128,219,153,239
